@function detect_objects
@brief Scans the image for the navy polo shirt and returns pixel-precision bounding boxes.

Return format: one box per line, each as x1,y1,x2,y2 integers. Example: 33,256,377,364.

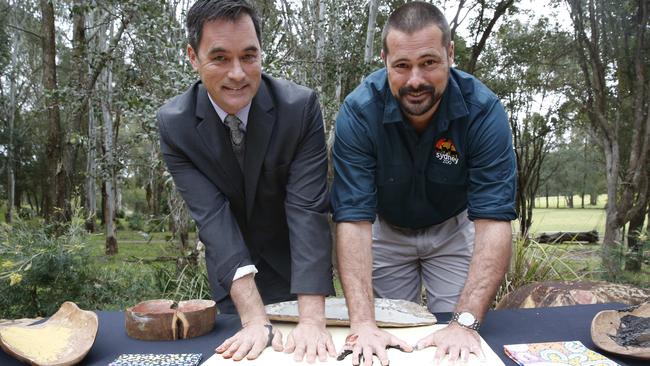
331,67,517,229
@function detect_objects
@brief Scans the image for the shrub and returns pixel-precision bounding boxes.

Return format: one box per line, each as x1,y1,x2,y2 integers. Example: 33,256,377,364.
0,212,95,318
495,237,582,305
126,212,145,231
0,208,165,318
153,262,211,301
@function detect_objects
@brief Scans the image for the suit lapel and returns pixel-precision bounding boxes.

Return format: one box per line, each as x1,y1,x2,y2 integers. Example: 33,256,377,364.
194,84,245,201
244,80,275,221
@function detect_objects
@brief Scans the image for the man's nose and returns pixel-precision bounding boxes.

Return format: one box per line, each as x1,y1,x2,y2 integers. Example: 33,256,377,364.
406,67,426,89
228,59,245,81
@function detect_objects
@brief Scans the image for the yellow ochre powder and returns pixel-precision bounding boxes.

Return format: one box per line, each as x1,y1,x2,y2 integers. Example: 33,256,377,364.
0,325,72,363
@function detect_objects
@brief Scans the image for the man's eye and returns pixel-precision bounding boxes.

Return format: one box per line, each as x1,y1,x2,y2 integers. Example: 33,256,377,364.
243,54,258,62
394,63,408,69
213,55,226,62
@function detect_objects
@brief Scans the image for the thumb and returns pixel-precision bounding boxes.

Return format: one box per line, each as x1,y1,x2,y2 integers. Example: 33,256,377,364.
415,333,435,351
283,332,296,353
272,329,284,352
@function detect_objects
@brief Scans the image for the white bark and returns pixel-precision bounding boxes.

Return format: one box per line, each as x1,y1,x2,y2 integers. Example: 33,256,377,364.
85,99,97,227
99,17,117,253
85,6,97,230
364,0,379,64
7,23,19,223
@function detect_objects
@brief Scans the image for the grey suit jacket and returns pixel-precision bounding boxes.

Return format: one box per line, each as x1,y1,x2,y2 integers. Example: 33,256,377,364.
157,74,333,302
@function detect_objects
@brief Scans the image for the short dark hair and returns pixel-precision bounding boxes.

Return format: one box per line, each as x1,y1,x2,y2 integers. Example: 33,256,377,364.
381,1,451,55
186,0,261,54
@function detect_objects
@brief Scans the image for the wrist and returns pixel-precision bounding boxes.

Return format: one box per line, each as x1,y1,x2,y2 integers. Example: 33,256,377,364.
350,320,377,331
450,311,481,331
241,315,270,328
298,316,326,327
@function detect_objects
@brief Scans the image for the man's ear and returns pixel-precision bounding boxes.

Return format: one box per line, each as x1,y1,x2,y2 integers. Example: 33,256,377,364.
187,44,199,71
447,41,455,66
380,49,386,65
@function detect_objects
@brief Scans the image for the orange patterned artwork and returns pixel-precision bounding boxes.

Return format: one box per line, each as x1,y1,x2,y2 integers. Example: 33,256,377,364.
503,341,619,366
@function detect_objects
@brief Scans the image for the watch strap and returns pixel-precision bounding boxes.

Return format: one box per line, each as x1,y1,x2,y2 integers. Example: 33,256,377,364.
451,312,481,331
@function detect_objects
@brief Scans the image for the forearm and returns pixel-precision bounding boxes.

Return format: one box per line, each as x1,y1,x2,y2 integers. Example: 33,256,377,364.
297,294,326,325
230,274,269,326
455,219,512,321
335,221,375,326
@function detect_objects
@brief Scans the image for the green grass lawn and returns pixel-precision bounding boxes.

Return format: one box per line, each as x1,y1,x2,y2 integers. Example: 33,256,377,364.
525,208,606,235
87,207,648,304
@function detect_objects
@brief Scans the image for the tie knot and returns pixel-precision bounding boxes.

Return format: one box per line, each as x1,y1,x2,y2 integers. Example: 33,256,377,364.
225,114,243,130
225,114,244,146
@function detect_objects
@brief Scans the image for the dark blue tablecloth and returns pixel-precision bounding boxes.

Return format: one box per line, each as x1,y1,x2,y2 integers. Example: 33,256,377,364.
0,303,646,365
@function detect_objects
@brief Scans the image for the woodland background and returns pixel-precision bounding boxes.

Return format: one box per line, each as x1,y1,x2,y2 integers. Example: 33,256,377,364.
0,0,648,318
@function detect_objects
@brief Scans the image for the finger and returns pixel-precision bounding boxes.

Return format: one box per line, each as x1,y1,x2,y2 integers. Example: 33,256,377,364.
362,346,374,366
326,335,337,357
390,334,413,352
294,342,306,362
317,340,328,362
351,345,362,366
471,343,486,361
272,329,284,352
447,345,461,364
231,340,254,361
460,348,470,364
284,334,296,354
305,341,317,364
375,346,390,366
433,343,448,363
415,334,434,351
215,335,236,353
222,339,241,358
246,337,268,360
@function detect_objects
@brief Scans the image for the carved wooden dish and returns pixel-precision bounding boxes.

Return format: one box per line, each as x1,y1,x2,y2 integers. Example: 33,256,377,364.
591,302,650,360
0,302,98,366
125,299,216,341
266,298,436,327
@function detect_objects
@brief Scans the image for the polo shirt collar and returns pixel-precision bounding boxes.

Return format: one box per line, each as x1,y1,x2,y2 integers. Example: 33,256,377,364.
382,68,469,131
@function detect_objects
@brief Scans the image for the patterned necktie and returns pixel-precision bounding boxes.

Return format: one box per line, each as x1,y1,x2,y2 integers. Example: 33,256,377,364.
224,114,245,170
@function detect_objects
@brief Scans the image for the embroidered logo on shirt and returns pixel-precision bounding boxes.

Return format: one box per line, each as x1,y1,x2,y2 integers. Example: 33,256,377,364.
434,138,459,165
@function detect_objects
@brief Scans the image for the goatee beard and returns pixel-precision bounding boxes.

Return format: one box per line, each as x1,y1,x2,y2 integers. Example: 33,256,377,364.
396,84,438,116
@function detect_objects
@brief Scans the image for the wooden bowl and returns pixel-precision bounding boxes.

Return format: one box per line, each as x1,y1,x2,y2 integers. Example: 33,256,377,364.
125,299,216,341
591,302,650,360
0,302,98,366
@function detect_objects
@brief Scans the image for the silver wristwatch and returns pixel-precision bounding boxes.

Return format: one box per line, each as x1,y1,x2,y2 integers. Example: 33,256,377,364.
451,311,480,331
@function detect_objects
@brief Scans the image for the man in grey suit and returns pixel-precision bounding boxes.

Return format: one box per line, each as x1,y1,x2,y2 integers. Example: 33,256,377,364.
157,0,335,362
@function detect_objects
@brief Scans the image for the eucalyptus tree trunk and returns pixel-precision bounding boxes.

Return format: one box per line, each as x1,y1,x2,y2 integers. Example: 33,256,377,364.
99,20,118,255
314,0,326,95
85,99,97,232
363,0,379,63
6,23,19,223
168,183,195,268
625,183,649,272
40,0,66,223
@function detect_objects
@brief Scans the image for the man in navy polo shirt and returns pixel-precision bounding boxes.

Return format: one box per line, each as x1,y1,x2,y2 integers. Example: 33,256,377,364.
331,2,516,365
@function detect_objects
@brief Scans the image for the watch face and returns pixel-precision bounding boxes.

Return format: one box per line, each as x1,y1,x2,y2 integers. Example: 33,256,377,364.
458,312,475,326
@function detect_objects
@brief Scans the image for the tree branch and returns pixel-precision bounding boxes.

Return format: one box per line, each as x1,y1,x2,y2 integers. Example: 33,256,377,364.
6,24,41,40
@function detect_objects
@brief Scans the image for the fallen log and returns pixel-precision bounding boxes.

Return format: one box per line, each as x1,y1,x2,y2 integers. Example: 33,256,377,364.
535,230,598,243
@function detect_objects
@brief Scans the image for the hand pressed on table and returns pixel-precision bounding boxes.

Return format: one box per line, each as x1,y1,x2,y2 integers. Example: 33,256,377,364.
415,322,486,364
284,318,336,363
215,319,283,361
337,322,413,366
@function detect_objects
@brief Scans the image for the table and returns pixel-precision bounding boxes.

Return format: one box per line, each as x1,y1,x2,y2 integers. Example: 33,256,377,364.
0,303,645,365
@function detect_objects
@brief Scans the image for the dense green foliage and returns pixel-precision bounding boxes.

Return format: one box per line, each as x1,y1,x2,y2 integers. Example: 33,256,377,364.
0,208,162,318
